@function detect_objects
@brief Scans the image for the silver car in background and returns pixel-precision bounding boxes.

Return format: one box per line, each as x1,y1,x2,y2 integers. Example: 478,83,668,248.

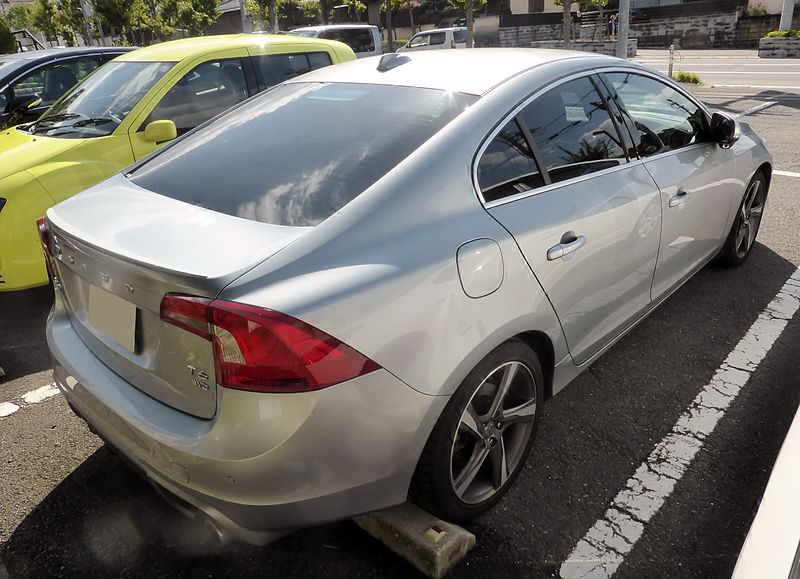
43,49,771,545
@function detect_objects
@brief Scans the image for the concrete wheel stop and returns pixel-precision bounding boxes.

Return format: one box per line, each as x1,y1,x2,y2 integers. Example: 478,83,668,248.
353,502,476,578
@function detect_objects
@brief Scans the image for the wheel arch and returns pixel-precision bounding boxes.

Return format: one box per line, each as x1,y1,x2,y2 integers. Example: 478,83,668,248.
757,162,772,191
511,330,555,401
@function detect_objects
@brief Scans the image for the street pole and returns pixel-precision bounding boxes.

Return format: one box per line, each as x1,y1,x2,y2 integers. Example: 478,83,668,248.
616,0,630,59
779,0,795,31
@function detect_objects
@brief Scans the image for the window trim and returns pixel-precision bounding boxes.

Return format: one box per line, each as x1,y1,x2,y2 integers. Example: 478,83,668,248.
594,66,715,163
473,70,633,208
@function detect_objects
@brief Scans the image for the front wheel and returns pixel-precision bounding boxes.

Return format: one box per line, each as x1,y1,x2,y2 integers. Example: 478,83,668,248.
717,170,767,268
410,340,544,522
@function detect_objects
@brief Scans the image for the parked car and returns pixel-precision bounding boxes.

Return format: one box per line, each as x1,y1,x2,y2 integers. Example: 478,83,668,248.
396,27,470,52
0,47,135,129
732,405,800,579
44,49,770,545
285,24,382,59
0,34,355,291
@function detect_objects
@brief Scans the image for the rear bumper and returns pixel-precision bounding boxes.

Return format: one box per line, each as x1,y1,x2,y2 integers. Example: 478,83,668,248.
47,302,446,545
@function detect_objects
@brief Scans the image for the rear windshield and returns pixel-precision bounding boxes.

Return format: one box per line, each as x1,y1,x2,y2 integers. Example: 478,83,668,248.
454,30,467,43
129,82,476,227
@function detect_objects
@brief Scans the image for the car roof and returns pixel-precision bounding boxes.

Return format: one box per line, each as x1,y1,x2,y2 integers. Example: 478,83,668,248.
291,24,377,30
117,33,341,62
0,46,133,62
418,27,465,33
291,48,619,96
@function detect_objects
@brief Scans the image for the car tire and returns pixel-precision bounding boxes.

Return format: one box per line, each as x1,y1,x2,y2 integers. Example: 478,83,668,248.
716,170,768,268
410,339,544,523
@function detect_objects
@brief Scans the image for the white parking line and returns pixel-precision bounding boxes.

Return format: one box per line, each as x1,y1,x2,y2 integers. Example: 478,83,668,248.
560,268,800,579
0,382,59,418
0,402,20,417
21,384,59,404
775,170,800,178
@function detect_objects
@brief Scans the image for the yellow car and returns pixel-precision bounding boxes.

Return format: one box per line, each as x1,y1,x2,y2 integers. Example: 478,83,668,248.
0,34,355,291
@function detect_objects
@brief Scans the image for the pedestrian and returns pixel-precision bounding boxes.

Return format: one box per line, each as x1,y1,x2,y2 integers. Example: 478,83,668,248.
609,14,617,40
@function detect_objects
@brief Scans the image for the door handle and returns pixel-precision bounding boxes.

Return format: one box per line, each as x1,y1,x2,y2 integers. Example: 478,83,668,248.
669,190,690,208
547,234,587,261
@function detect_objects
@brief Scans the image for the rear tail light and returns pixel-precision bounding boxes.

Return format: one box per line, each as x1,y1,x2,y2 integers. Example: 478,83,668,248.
160,294,380,393
36,217,56,282
450,39,455,49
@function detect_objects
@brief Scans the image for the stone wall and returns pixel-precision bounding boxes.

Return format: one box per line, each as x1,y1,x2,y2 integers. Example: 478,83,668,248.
499,23,577,47
530,39,638,57
759,37,800,58
502,11,739,49
627,12,739,48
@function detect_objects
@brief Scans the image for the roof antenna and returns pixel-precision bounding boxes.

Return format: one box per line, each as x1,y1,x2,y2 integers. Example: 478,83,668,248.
377,54,410,72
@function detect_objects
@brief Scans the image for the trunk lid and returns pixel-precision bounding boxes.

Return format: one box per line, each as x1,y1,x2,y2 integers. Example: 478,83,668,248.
47,174,307,419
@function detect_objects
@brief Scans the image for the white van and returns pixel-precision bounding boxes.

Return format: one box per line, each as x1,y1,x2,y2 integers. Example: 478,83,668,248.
287,25,382,59
396,27,471,52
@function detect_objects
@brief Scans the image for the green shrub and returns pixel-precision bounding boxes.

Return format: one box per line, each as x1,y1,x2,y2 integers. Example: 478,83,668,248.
0,18,15,54
674,70,702,84
766,29,800,38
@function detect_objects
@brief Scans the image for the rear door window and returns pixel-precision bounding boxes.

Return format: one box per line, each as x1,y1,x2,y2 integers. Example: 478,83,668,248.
453,30,467,43
130,83,477,227
518,76,627,184
477,119,544,202
257,52,332,87
147,58,249,136
428,32,446,46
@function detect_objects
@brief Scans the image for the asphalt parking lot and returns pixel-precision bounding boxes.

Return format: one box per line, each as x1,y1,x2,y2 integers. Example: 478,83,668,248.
1,84,799,579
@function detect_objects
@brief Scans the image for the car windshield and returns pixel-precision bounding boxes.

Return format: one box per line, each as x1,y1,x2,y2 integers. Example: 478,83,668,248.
130,82,477,227
287,30,318,37
28,61,174,139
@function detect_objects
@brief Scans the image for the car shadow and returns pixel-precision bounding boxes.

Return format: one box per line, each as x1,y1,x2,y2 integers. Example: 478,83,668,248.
0,285,54,382
0,445,415,578
703,89,800,113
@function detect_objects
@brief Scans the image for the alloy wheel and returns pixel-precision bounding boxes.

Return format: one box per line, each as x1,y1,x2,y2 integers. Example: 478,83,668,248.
735,179,765,259
449,361,537,505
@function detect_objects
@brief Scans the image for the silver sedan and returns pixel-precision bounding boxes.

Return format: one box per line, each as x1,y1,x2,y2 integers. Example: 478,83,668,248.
43,49,771,544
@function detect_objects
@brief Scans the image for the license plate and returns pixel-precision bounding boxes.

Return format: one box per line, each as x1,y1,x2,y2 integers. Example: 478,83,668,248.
88,285,136,352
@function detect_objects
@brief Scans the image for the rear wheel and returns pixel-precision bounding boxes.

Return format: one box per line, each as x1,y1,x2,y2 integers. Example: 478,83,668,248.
717,170,767,268
410,340,543,522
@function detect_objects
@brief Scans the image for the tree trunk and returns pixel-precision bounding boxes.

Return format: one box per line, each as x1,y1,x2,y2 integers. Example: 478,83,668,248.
562,0,571,47
268,0,278,32
406,0,414,34
385,0,393,51
596,2,604,41
466,0,473,48
320,0,329,24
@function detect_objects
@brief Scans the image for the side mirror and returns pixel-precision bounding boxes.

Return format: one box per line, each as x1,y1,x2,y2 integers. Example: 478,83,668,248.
7,93,43,114
710,111,739,149
143,119,177,144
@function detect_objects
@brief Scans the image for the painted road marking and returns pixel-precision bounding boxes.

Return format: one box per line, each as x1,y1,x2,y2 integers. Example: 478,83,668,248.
0,383,60,418
21,384,59,404
735,101,778,117
775,170,800,178
560,268,800,579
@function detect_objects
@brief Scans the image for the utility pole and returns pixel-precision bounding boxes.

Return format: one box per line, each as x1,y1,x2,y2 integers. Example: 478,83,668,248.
779,0,795,31
615,0,630,59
